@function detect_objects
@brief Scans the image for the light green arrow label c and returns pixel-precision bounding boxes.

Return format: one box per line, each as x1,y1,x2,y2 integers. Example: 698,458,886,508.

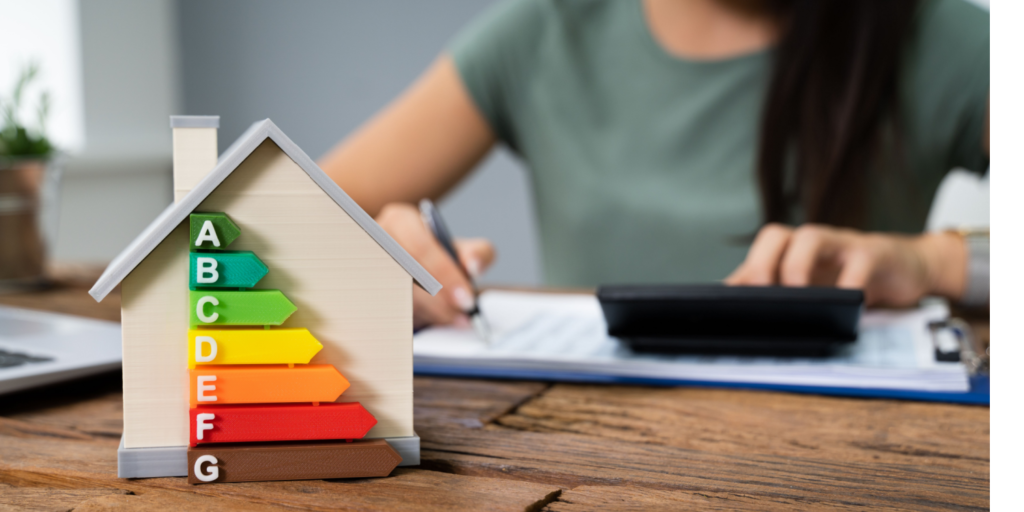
190,290,297,327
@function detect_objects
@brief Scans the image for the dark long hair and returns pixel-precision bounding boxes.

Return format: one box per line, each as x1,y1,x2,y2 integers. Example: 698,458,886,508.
758,0,919,228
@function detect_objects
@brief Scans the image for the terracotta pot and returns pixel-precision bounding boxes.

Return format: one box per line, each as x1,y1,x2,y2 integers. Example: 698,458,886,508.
0,159,52,287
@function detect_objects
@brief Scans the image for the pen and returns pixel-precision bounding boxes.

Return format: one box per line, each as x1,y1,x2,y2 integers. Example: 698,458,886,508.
418,199,492,342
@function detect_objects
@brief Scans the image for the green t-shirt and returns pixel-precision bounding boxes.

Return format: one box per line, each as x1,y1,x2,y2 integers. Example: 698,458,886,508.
450,0,989,287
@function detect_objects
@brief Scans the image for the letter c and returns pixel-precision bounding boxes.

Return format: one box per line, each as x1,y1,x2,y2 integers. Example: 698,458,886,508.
196,296,219,323
194,454,219,482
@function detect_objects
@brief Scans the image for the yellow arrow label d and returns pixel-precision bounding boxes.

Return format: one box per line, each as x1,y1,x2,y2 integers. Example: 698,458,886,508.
188,328,323,368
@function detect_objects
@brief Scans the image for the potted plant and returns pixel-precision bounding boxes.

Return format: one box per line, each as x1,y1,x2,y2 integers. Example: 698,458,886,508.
0,62,60,289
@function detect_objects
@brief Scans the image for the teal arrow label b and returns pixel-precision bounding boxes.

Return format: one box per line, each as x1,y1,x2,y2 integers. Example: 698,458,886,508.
190,290,297,327
190,251,269,290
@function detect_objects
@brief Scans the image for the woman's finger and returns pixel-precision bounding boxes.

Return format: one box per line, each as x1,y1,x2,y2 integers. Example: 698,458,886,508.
835,249,876,305
836,249,875,296
455,238,496,279
413,286,463,329
726,223,793,285
376,202,475,323
779,225,835,287
413,235,476,313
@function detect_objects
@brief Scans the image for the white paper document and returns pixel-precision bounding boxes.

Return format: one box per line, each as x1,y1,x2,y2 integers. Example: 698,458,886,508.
414,291,969,392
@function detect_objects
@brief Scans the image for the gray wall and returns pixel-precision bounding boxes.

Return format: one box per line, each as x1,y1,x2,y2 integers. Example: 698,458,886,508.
177,0,542,285
53,0,179,264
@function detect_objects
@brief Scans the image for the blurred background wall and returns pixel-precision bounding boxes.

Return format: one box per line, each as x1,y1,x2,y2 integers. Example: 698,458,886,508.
175,0,540,285
1,0,180,264
3,0,988,285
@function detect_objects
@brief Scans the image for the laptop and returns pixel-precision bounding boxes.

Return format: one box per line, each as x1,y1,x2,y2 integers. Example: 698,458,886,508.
0,305,121,395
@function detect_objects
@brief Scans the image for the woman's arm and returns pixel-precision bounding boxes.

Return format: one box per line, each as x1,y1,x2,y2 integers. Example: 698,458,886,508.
319,55,498,328
320,55,496,216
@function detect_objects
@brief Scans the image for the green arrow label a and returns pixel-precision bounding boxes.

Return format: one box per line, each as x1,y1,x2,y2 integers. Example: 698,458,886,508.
190,251,269,290
190,212,241,251
190,290,297,327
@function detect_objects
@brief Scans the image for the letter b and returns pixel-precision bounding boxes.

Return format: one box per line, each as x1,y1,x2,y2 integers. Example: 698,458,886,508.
196,257,219,284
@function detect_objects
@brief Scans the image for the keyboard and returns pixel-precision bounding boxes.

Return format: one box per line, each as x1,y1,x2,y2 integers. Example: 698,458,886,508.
0,348,53,369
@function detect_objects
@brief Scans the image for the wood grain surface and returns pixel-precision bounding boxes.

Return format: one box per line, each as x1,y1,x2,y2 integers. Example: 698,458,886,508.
0,277,989,510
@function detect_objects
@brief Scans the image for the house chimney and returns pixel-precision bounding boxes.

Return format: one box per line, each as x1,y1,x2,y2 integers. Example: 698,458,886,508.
170,116,219,203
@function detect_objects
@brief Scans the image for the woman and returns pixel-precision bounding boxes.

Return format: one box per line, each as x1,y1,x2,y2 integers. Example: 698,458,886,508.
319,0,989,328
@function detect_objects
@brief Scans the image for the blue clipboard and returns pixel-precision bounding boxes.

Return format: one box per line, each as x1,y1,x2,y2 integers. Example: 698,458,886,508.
414,365,990,405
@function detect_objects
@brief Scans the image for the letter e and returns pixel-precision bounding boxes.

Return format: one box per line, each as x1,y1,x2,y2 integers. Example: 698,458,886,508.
197,375,217,402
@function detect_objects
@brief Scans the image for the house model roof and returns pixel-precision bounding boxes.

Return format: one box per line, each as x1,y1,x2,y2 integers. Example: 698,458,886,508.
89,118,442,301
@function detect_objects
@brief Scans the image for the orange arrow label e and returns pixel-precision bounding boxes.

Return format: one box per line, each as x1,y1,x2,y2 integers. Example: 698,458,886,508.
189,365,349,407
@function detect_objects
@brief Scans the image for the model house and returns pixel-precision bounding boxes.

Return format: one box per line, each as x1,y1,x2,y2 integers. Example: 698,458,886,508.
90,116,440,482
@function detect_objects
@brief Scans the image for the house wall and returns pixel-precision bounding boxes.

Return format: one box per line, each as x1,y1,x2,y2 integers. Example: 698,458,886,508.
55,0,180,264
122,138,415,448
121,224,190,448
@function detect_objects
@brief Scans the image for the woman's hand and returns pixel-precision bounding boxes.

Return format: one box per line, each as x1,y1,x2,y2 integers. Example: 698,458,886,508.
725,223,968,307
375,202,496,329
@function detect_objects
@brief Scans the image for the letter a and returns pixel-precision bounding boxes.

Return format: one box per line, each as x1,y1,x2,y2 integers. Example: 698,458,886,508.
195,220,221,247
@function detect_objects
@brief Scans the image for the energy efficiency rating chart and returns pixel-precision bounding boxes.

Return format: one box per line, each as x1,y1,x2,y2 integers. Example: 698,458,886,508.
185,212,377,448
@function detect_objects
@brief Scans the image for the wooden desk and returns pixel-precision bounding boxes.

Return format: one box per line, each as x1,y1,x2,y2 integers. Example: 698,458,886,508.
0,280,989,511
